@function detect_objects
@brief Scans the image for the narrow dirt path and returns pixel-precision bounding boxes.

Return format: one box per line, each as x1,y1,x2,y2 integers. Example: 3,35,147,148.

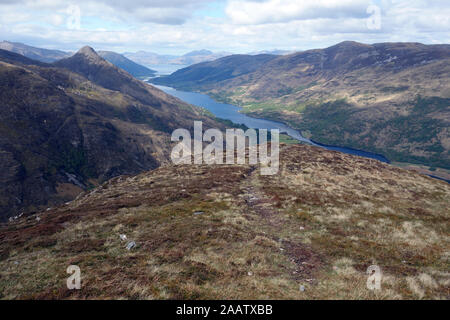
238,167,323,284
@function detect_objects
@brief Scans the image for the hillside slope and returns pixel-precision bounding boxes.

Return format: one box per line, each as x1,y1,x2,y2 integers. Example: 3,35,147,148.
98,51,156,78
153,42,450,170
0,41,71,63
0,144,448,299
0,42,157,79
153,54,278,90
0,47,223,221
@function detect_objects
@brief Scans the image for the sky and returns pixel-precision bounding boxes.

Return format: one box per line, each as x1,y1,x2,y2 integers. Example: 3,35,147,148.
0,0,449,55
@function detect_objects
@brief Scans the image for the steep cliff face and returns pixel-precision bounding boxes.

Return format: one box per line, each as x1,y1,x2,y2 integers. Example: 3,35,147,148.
0,144,448,299
0,48,224,220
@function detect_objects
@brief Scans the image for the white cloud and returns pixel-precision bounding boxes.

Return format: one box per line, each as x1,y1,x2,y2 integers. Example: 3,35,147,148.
0,0,448,54
46,14,64,26
0,0,217,25
225,0,370,24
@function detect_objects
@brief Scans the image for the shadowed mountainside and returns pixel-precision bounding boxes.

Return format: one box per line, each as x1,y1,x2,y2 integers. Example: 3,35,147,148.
0,144,448,299
98,51,156,78
0,47,224,221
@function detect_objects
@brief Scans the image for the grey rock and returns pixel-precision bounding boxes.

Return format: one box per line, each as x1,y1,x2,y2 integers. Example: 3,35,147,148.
126,241,136,250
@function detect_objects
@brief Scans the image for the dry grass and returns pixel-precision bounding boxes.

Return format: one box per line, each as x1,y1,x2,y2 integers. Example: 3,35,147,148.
0,144,449,299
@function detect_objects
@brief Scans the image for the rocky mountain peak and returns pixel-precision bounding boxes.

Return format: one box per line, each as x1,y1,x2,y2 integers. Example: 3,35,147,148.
77,45,97,56
75,45,104,63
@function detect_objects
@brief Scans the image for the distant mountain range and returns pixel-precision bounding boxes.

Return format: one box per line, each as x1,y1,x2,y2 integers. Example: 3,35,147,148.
123,49,232,66
153,41,450,171
122,49,290,67
0,41,290,75
0,46,224,220
248,49,293,55
0,41,71,63
0,41,156,78
152,54,279,90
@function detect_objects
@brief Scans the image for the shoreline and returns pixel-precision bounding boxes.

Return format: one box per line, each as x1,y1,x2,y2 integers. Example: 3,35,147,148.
151,83,449,183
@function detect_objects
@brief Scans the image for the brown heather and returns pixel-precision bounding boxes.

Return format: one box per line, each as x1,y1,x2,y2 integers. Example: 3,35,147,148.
0,144,448,299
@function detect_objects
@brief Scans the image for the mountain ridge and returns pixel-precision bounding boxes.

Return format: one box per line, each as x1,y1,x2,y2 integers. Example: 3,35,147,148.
0,46,225,221
98,50,156,78
0,40,71,63
54,46,163,106
0,41,157,79
152,41,450,171
153,53,278,90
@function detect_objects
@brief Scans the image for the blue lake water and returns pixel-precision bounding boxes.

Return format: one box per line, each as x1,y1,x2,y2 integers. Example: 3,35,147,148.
152,84,390,163
148,64,189,76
